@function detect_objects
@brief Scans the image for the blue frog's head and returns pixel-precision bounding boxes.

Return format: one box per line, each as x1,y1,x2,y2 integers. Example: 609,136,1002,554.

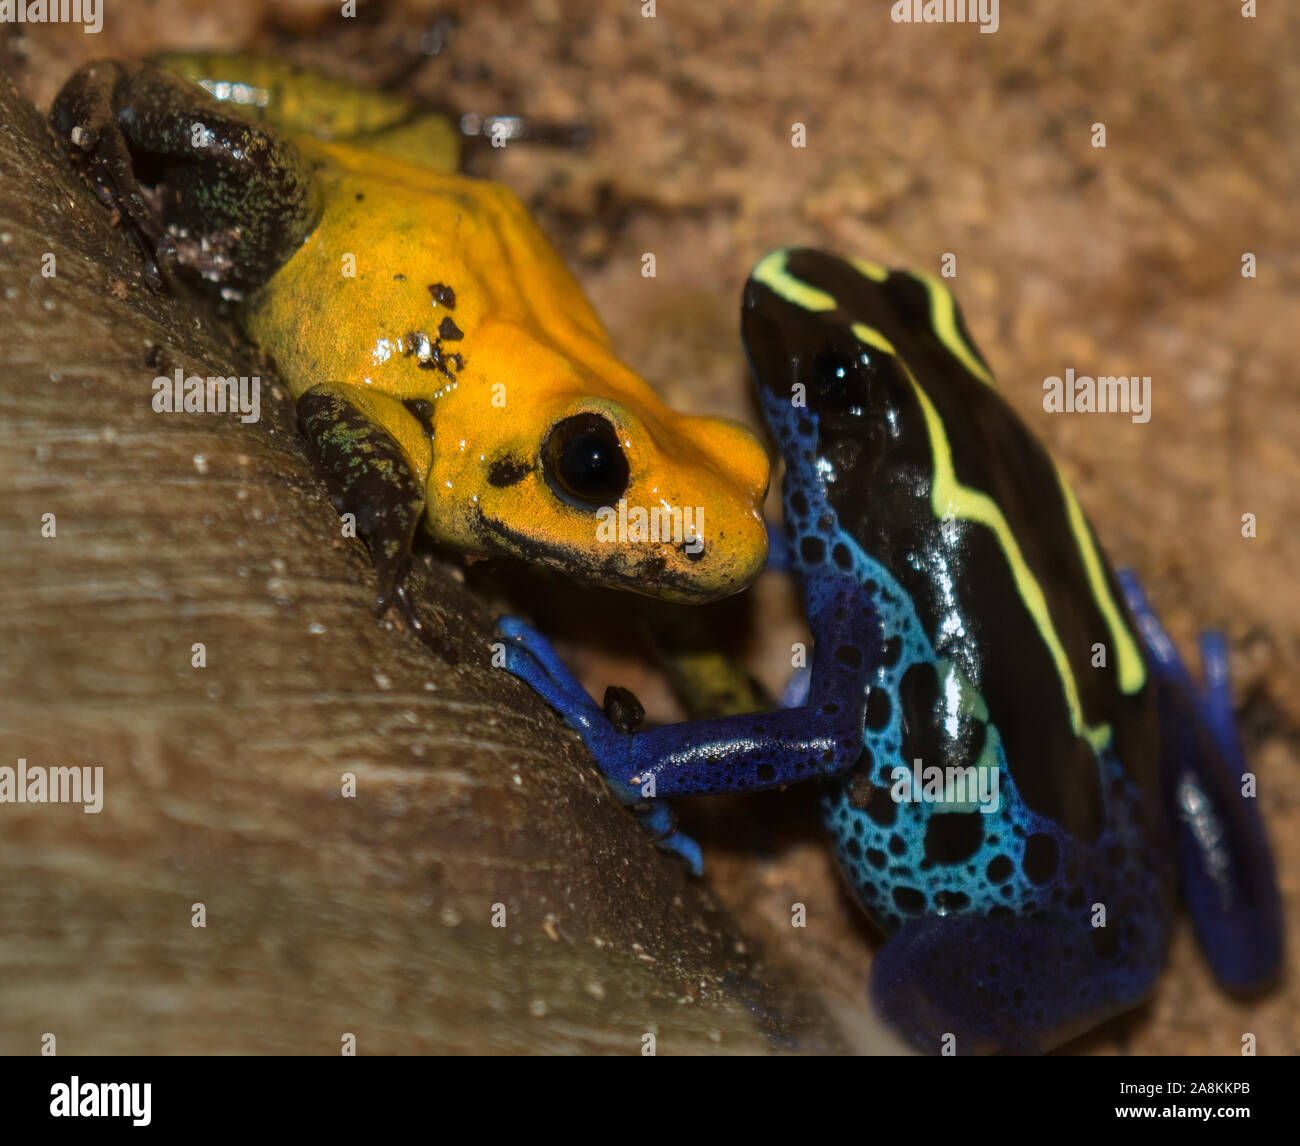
741,248,937,509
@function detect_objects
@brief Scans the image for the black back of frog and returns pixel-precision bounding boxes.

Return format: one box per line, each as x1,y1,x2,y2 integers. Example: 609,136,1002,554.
742,248,1170,938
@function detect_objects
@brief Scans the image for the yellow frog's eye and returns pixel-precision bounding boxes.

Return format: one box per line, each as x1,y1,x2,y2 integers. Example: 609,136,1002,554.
541,412,631,509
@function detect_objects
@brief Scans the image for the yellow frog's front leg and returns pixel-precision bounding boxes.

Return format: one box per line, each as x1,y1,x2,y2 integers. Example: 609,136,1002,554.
295,384,433,617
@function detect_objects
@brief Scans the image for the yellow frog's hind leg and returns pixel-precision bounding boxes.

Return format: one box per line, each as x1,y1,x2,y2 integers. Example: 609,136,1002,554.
149,51,589,173
296,383,435,622
150,52,465,174
51,59,323,294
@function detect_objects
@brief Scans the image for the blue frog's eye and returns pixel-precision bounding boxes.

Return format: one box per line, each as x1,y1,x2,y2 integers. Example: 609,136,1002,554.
542,412,630,508
812,348,870,404
813,349,850,381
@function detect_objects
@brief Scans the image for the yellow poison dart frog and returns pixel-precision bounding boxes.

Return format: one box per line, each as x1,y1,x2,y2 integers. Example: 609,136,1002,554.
50,54,770,620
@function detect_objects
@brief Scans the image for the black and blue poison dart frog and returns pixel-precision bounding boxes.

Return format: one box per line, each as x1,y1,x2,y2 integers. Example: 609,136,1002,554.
498,248,1283,1053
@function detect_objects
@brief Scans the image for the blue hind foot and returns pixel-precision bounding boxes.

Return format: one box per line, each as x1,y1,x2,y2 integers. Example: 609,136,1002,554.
1117,569,1284,990
1195,630,1248,776
1117,570,1243,769
497,615,704,875
870,911,1162,1055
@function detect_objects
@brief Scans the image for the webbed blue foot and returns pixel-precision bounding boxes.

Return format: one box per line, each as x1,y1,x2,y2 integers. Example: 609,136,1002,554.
497,615,703,874
1117,570,1284,990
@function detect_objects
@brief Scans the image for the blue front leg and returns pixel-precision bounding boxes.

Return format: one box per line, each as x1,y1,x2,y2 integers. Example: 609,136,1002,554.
499,575,881,868
1118,570,1284,990
498,616,704,872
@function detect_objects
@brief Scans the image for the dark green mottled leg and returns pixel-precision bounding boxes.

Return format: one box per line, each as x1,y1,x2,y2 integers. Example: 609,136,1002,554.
296,385,426,619
51,60,321,295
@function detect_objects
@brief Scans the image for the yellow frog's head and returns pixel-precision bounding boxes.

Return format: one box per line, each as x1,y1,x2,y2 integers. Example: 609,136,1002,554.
248,145,770,603
426,327,770,603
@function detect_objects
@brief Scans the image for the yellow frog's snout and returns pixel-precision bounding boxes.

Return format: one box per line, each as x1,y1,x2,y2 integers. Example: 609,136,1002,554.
635,411,771,603
426,384,770,604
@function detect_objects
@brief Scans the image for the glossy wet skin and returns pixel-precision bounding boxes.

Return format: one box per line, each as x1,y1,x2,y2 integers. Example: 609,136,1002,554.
246,136,770,600
499,247,1283,1052
741,251,1280,1046
745,247,1163,858
52,55,770,605
744,248,1172,998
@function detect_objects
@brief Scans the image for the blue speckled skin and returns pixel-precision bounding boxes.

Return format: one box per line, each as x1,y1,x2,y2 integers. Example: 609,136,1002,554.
500,248,1283,1053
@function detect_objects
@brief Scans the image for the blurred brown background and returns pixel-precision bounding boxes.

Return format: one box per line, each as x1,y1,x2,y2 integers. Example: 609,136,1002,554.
1,0,1295,1054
